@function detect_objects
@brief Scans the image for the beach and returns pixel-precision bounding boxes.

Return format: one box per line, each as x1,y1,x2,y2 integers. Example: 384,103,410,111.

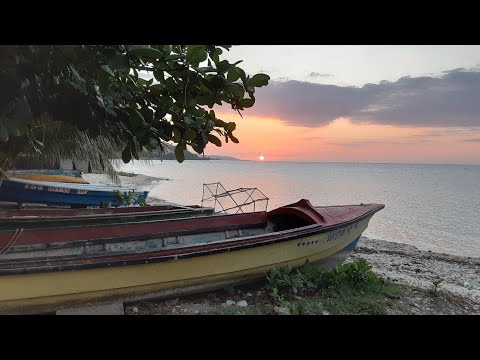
84,173,480,314
82,173,173,206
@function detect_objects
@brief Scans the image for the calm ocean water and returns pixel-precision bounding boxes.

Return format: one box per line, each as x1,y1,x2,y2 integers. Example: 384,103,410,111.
119,160,480,258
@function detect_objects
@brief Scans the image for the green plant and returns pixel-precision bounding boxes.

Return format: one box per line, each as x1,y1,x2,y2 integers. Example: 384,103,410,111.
429,278,443,297
288,300,310,315
115,190,148,206
265,266,305,302
266,258,380,301
344,258,378,285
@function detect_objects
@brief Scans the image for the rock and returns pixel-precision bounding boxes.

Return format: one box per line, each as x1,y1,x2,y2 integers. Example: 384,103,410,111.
246,293,253,297
131,306,138,314
322,311,330,315
237,300,248,307
225,300,236,306
273,306,290,315
464,282,473,290
256,291,263,296
194,310,199,314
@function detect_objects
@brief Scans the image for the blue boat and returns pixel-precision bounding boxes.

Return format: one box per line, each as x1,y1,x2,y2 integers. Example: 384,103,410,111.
0,178,149,207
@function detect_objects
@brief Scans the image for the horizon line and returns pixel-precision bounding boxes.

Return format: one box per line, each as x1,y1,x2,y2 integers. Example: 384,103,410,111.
164,158,480,166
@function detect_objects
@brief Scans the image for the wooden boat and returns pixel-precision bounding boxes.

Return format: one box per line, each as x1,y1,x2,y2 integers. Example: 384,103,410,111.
6,169,87,184
0,204,214,229
0,178,148,207
0,199,384,314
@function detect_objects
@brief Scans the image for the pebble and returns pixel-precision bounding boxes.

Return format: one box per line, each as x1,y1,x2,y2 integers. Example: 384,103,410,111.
236,300,248,307
225,300,236,306
131,306,138,314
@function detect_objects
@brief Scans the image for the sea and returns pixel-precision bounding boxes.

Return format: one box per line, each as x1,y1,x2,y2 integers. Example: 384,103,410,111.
119,160,480,258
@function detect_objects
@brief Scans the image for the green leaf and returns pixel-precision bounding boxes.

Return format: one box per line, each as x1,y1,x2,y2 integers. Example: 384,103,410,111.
191,143,204,154
172,128,181,142
128,45,163,58
229,133,239,143
216,60,230,73
227,67,241,82
186,45,208,65
175,145,185,163
131,146,139,160
121,147,132,163
183,116,192,126
248,73,270,87
228,84,245,100
150,83,166,94
164,77,180,93
208,134,222,147
184,128,196,141
108,54,130,72
153,70,164,83
129,109,146,127
239,98,255,108
237,67,246,82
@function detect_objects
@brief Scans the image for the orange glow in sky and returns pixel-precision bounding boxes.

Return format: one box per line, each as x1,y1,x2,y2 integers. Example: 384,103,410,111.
201,110,480,165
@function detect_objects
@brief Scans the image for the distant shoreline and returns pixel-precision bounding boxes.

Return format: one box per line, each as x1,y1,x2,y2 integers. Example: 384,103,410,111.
133,159,479,166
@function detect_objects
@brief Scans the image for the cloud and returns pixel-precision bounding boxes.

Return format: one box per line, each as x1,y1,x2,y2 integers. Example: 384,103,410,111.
248,68,480,128
308,72,334,78
333,139,435,147
464,138,480,142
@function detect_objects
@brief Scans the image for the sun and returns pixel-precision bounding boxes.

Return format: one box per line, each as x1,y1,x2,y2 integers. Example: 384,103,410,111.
259,155,265,161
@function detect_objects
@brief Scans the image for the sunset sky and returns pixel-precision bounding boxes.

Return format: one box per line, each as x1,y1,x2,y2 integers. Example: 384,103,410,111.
204,45,480,164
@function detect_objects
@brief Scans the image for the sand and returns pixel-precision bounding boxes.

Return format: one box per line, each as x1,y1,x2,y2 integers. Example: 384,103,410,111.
82,173,172,205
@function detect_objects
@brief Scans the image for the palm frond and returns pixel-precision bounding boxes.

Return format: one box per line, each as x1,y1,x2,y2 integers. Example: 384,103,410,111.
24,115,124,184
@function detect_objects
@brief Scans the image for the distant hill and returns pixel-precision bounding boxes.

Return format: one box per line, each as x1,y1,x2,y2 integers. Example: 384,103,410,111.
207,155,240,160
140,144,239,161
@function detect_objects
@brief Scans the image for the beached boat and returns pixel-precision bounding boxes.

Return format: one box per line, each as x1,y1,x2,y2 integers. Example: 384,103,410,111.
0,204,214,229
0,199,384,314
6,169,87,184
0,178,148,207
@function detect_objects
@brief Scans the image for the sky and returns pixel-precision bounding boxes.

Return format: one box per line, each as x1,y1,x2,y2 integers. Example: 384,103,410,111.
202,45,480,165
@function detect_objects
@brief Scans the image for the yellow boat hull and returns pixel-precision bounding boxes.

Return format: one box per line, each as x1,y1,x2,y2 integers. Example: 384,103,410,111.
0,215,372,314
10,174,87,184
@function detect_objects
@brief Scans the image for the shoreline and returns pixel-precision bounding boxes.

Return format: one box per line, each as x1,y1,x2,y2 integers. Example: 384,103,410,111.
351,237,480,306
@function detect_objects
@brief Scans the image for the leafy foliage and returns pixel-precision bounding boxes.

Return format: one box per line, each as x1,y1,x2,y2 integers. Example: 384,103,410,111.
115,190,148,206
265,259,380,300
0,45,270,164
429,278,444,297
